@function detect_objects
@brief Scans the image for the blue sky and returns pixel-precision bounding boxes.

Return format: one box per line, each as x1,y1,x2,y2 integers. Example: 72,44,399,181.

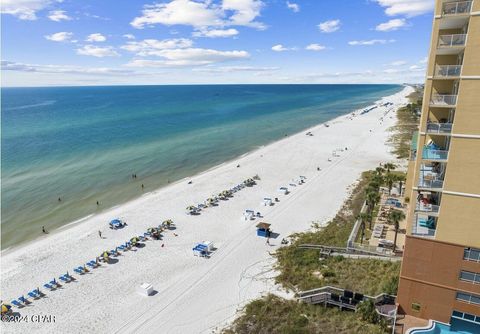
1,0,434,86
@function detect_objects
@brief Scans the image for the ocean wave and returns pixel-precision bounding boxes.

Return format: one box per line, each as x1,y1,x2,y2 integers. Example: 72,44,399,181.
4,100,56,111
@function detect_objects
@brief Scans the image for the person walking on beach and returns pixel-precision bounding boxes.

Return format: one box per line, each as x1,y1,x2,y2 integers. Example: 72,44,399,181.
98,230,102,238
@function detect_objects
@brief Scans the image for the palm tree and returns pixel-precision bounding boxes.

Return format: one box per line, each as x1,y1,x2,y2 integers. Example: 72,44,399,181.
366,191,380,229
357,212,371,243
375,166,385,176
385,173,396,195
383,163,396,174
388,209,406,252
396,174,406,196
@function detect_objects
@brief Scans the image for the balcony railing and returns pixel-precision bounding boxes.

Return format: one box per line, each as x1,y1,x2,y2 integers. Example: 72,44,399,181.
422,149,449,160
426,122,453,133
415,202,440,213
438,34,467,48
442,1,472,16
430,94,457,106
418,175,444,189
435,65,462,77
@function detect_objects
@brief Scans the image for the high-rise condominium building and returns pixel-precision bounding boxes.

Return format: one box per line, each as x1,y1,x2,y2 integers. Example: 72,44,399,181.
397,0,480,331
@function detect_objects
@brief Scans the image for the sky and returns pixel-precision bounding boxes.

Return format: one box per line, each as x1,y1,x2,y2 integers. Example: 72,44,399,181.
1,0,435,86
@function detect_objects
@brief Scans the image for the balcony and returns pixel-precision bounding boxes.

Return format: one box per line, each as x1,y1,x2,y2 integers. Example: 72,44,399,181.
437,34,466,49
412,215,437,238
418,170,444,190
434,65,462,77
422,148,449,160
426,122,453,134
430,94,457,107
442,1,472,16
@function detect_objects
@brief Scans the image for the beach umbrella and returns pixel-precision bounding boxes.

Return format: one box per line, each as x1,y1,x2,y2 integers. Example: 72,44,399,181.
1,303,12,314
186,205,195,211
163,219,173,227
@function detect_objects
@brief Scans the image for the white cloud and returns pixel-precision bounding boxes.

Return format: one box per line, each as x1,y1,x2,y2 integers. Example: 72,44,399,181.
383,68,400,73
390,60,407,66
131,0,221,28
272,44,291,52
76,45,120,57
376,18,406,31
123,34,136,40
305,43,326,51
348,39,395,46
1,0,57,20
86,33,107,42
409,65,425,71
271,44,296,52
131,0,264,30
223,0,264,28
125,48,249,67
420,56,428,64
121,38,193,55
193,28,239,38
45,32,73,42
1,60,134,76
374,0,434,17
286,1,299,13
318,19,340,33
48,10,72,22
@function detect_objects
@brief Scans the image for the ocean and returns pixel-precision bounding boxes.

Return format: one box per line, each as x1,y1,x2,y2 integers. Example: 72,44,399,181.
1,84,401,249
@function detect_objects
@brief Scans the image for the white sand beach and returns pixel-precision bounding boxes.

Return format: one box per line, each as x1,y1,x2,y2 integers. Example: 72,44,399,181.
1,86,413,334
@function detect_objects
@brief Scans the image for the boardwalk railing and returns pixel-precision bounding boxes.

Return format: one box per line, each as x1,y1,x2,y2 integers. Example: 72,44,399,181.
346,201,367,249
298,285,397,319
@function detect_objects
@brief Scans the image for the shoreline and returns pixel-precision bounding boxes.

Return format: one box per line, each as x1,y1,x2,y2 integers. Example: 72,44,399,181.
1,85,413,334
1,85,404,255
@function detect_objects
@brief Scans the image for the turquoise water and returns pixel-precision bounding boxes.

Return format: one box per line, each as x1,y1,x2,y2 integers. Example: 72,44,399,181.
1,84,401,249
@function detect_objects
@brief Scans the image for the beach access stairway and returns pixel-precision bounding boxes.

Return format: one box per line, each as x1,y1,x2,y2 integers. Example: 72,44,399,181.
298,285,397,318
297,244,399,261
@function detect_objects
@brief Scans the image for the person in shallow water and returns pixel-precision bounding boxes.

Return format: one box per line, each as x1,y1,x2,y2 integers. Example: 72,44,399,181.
42,226,48,234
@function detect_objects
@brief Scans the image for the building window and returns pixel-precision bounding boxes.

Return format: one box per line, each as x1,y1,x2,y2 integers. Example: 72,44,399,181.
452,310,480,325
463,248,480,262
411,303,421,311
456,292,480,305
459,270,480,284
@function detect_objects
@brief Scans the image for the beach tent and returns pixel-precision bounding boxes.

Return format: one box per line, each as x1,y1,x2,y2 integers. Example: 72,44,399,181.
109,219,123,229
256,222,271,237
263,198,272,206
278,187,289,195
193,241,214,257
243,209,254,221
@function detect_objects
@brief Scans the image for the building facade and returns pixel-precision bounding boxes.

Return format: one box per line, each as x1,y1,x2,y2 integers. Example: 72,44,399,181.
397,0,480,330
